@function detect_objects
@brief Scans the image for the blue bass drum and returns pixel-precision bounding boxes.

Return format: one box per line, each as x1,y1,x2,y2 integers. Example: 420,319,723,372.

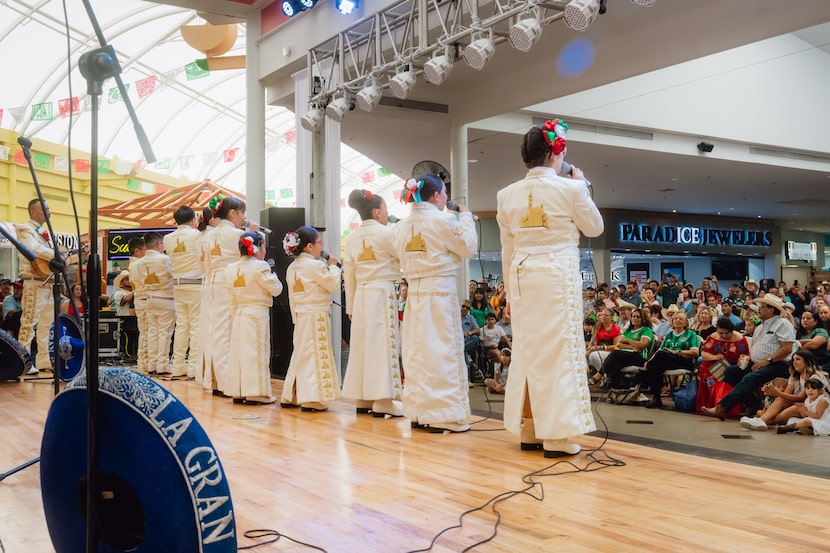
40,367,237,552
0,327,32,381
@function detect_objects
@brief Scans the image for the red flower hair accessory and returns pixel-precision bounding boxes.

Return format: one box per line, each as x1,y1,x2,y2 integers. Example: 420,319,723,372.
240,236,257,257
402,178,423,204
363,190,374,201
541,118,568,156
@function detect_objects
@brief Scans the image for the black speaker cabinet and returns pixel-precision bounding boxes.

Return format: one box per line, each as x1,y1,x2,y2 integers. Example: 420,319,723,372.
98,313,121,359
260,207,305,379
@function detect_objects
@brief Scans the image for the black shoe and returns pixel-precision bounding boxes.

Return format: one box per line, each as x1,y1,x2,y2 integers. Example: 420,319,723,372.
232,398,245,404
645,396,662,409
356,407,372,414
280,402,299,408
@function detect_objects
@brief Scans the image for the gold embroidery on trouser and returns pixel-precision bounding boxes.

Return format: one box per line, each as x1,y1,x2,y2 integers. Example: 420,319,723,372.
313,313,338,401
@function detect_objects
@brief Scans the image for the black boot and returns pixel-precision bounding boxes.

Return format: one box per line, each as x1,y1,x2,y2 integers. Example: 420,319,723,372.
776,424,797,434
645,395,662,409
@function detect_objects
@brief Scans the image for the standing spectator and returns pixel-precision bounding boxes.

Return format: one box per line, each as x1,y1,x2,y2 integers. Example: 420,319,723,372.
281,226,342,412
16,199,57,373
224,232,283,405
658,273,680,308
497,118,603,456
111,271,134,317
163,205,203,380
341,189,403,417
129,232,175,376
788,281,807,320
622,281,640,303
703,295,797,420
391,173,478,432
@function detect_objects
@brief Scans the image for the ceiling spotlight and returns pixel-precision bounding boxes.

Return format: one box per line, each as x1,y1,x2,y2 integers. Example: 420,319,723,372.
355,84,382,112
564,0,600,32
325,96,352,122
334,0,358,15
389,70,416,99
697,141,714,153
631,0,656,6
298,0,317,7
423,54,453,85
464,38,496,70
509,18,543,52
300,106,324,131
281,0,304,17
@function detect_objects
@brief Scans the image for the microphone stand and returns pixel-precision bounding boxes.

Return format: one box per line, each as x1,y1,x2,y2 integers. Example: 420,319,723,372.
77,2,155,550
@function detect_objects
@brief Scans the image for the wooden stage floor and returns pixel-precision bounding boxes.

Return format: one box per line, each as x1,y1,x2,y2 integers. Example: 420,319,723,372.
1,374,829,552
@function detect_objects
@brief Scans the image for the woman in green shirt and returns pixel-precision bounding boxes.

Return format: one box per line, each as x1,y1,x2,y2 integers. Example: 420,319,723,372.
591,308,653,389
642,311,700,408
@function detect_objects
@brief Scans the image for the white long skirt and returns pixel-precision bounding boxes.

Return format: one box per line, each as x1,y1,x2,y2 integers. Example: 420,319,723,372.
342,281,402,402
400,275,470,425
225,305,273,399
504,252,596,439
204,270,230,392
281,310,340,404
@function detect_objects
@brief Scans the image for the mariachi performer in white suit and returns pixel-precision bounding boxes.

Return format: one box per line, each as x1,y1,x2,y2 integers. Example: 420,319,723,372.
194,204,220,387
225,232,283,404
203,197,250,395
16,199,57,373
496,119,604,457
390,174,478,433
163,205,203,379
280,226,342,412
342,189,403,417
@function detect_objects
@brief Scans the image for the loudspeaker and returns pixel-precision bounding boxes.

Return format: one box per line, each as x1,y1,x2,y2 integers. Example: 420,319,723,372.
260,207,305,379
697,141,714,153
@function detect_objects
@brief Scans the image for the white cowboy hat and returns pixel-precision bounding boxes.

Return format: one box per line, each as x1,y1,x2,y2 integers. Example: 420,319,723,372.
617,300,637,310
113,271,130,289
752,294,785,312
660,304,680,319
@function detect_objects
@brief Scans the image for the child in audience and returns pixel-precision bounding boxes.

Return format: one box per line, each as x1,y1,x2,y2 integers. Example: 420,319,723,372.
776,378,830,435
756,377,788,417
583,317,595,344
481,312,510,361
484,348,511,394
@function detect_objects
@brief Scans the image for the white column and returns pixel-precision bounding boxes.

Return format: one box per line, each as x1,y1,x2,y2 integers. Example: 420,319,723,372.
245,12,265,214
292,69,312,220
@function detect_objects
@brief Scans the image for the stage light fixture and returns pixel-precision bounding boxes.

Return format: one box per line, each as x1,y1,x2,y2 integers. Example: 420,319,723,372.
355,84,382,111
281,0,303,17
697,141,714,153
299,0,317,7
423,54,453,85
564,0,600,32
300,106,324,131
631,0,656,6
335,0,358,15
389,70,416,99
509,18,543,52
325,96,352,122
464,37,495,70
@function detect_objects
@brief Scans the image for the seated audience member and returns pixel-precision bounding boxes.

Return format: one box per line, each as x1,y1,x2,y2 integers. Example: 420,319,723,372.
596,287,616,310
1,279,24,336
678,287,695,316
586,308,621,374
460,301,481,362
60,282,85,317
696,318,749,415
740,349,830,431
817,304,830,330
705,292,723,317
651,304,674,343
641,311,700,408
468,280,479,301
583,316,596,345
744,279,760,299
702,295,796,421
484,348,511,394
795,310,830,369
725,283,745,310
622,281,640,303
808,281,830,311
583,286,597,316
489,282,506,313
495,308,512,343
775,377,830,435
639,287,659,308
721,299,744,331
693,288,706,306
591,307,653,389
469,288,493,328
616,301,635,332
755,377,788,418
0,278,11,302
480,312,510,361
690,305,717,342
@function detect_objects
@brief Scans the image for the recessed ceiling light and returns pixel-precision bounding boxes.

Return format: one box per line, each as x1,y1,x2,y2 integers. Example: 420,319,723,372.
468,159,478,163
671,178,678,181
671,209,677,213
757,215,762,218
728,207,735,211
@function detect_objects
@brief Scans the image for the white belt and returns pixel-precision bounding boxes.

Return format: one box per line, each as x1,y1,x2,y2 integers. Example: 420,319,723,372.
173,277,203,285
514,244,579,257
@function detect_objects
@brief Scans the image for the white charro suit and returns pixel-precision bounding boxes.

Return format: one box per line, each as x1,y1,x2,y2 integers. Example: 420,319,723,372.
163,224,202,378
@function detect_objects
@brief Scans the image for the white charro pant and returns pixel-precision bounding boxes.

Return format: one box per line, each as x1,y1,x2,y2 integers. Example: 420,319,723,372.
18,279,54,370
143,294,175,374
171,285,201,377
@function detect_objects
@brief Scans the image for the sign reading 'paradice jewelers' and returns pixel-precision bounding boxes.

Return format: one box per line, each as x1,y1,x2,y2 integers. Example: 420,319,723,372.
619,223,773,248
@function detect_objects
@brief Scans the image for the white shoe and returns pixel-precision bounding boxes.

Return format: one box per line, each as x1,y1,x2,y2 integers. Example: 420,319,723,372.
521,418,543,450
245,396,276,405
26,367,39,375
372,399,403,417
742,417,767,431
428,422,471,433
543,439,581,458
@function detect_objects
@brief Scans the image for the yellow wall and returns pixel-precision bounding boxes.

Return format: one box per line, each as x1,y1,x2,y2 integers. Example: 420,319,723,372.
0,128,191,232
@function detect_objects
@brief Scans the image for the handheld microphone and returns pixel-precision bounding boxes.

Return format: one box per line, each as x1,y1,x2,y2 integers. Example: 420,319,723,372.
320,250,341,268
446,200,478,221
387,215,400,224
560,161,591,187
244,221,272,234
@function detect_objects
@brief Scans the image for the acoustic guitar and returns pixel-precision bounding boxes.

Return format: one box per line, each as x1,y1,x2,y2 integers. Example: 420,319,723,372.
30,250,79,279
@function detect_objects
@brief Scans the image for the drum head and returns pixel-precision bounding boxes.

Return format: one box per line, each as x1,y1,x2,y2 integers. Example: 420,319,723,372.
0,327,32,381
49,314,85,381
40,368,237,552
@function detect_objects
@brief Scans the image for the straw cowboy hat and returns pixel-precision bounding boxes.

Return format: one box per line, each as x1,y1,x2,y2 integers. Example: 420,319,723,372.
617,300,637,310
661,304,680,319
113,271,131,289
752,294,785,312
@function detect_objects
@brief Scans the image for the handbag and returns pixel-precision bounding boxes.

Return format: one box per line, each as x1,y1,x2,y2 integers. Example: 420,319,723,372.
609,385,642,405
708,360,728,382
672,379,698,412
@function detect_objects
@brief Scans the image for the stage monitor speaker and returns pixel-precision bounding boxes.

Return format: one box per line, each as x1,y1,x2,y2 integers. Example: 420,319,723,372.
260,207,305,379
